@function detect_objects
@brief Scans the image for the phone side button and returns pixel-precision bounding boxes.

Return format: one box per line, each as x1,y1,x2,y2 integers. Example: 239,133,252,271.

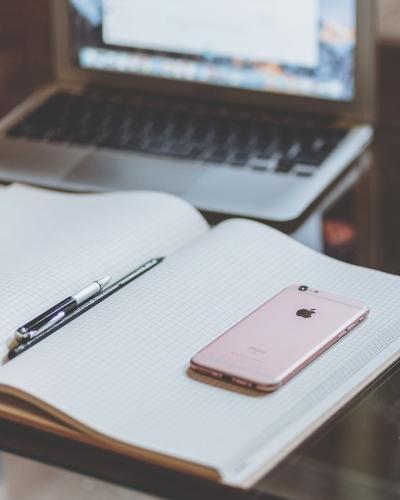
339,322,358,339
233,377,250,388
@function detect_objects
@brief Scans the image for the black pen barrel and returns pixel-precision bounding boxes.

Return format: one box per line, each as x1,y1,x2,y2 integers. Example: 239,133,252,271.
17,297,75,334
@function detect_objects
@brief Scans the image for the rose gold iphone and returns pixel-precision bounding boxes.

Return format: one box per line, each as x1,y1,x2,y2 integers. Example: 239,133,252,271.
190,285,369,392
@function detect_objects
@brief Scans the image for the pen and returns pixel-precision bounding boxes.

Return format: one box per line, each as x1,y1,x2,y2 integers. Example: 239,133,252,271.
8,257,164,360
15,276,112,343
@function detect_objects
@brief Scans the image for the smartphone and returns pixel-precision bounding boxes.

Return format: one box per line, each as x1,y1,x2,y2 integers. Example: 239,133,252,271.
190,285,369,392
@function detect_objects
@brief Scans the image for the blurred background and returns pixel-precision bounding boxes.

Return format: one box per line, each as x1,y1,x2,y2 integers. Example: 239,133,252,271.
0,0,398,120
1,0,399,271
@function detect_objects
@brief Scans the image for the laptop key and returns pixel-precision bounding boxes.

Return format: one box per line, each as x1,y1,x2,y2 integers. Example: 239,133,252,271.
120,137,146,151
295,130,346,165
204,149,229,163
230,151,249,166
145,139,167,151
161,141,194,159
44,126,73,143
252,165,268,172
286,141,302,160
188,146,204,159
297,145,335,166
249,157,277,171
276,159,296,173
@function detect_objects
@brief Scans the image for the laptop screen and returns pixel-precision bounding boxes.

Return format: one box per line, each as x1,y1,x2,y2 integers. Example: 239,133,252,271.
69,0,356,102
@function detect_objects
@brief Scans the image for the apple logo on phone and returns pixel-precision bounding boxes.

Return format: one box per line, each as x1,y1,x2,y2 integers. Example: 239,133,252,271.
296,308,316,318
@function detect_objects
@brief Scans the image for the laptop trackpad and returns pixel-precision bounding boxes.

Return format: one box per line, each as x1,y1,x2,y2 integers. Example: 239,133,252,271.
63,151,205,194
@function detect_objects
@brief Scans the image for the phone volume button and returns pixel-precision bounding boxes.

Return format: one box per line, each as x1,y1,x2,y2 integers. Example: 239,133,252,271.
233,377,250,388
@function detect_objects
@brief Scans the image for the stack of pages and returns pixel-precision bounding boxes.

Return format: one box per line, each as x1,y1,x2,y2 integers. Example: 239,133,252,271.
0,184,399,487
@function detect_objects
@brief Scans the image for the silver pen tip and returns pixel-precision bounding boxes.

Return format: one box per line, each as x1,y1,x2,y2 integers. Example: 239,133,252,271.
97,276,112,290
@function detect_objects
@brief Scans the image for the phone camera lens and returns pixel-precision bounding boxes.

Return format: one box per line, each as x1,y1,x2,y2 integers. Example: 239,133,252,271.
298,285,308,292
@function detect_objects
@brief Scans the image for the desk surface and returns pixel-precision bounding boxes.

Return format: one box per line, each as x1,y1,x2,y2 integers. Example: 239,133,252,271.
1,16,400,499
0,145,398,500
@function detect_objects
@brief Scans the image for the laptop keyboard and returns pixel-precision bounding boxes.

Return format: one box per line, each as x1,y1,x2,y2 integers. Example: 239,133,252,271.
6,91,347,177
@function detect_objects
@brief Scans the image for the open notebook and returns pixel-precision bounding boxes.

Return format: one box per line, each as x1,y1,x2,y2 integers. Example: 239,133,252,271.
0,184,399,487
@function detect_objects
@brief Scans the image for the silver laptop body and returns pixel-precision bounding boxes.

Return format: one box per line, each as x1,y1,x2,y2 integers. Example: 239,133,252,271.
0,0,375,221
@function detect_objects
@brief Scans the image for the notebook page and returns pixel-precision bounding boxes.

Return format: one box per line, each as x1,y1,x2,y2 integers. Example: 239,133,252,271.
0,219,399,485
0,185,208,358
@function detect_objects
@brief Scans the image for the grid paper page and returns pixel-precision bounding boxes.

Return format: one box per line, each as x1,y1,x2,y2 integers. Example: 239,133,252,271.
0,184,208,358
0,218,399,485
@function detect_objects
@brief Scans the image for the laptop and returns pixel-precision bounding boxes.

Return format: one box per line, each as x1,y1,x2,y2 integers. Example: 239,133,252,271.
0,0,375,221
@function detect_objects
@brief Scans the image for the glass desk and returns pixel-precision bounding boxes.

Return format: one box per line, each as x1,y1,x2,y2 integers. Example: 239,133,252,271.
258,134,400,500
0,137,398,500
